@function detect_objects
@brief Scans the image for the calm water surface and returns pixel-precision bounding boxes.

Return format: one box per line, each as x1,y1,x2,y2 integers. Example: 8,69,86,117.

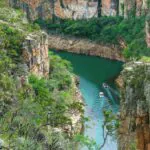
54,51,123,150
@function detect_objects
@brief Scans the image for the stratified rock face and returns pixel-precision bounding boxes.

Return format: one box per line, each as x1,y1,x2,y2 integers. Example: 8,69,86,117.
118,62,150,150
102,0,117,16
122,0,148,18
10,0,119,20
22,31,49,77
48,33,124,61
9,0,96,20
9,0,52,20
146,16,150,47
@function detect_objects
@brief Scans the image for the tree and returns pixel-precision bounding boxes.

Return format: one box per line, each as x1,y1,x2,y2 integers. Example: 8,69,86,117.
99,109,119,150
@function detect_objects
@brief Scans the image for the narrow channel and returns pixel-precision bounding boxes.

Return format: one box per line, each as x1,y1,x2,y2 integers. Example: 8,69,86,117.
54,51,123,150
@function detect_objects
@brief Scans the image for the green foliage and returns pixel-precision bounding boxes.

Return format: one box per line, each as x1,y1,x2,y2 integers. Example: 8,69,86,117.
141,56,150,62
73,134,98,150
0,4,84,149
0,50,83,149
0,0,8,8
49,52,73,91
103,109,120,135
0,24,24,56
36,16,150,59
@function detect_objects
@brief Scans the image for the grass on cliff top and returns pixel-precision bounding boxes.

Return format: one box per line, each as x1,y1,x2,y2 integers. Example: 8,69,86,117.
0,0,9,8
35,16,150,59
0,6,41,34
141,56,150,62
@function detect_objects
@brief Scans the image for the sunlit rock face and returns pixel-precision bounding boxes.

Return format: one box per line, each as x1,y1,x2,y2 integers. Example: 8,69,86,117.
102,0,117,16
121,0,148,18
118,62,150,150
146,15,150,48
9,0,52,20
9,0,97,20
9,0,119,20
48,33,124,61
22,32,49,77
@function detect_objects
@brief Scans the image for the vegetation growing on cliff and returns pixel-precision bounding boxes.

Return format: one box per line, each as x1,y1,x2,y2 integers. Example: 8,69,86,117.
0,5,84,149
0,50,83,149
36,16,149,59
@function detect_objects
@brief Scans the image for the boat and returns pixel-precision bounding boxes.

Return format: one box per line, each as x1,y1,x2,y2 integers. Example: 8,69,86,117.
102,83,109,88
99,92,104,98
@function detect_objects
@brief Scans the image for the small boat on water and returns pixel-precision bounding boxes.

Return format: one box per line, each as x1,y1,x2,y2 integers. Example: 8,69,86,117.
99,92,104,98
102,83,109,89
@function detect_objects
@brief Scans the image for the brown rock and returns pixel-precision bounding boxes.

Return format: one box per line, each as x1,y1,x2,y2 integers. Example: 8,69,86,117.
48,33,125,61
118,63,150,150
22,31,49,77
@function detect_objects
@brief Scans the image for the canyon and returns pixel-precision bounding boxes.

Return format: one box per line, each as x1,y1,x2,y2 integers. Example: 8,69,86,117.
4,0,150,149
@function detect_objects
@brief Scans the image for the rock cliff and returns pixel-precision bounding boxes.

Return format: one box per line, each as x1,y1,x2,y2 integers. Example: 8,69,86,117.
118,62,150,150
22,31,49,77
9,0,150,20
9,0,119,20
119,0,149,17
146,14,150,48
48,33,124,61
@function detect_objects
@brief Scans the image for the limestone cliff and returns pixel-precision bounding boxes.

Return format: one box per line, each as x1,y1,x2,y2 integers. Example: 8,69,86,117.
9,0,150,20
146,14,150,48
22,31,49,77
48,33,124,61
9,0,119,20
118,62,150,150
119,0,149,17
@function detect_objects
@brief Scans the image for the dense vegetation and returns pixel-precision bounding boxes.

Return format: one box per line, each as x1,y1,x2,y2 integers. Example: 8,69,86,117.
35,16,150,59
0,50,84,149
0,6,84,149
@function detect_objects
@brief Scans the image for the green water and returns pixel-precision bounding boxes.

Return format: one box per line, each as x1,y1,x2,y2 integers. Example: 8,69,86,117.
54,51,123,150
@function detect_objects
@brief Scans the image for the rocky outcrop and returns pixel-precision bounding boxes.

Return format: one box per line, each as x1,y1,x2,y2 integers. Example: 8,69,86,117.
146,14,150,47
22,31,49,77
9,0,52,20
9,0,97,20
48,33,124,61
120,0,149,18
9,0,150,20
118,62,150,150
102,0,118,16
10,0,119,20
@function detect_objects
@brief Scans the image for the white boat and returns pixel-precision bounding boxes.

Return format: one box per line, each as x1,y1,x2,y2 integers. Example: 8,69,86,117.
103,83,109,88
99,92,104,98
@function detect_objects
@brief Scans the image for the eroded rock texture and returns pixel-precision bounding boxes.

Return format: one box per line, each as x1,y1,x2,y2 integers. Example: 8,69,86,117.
146,15,150,48
22,31,49,77
119,62,150,150
102,0,118,16
9,0,52,20
9,0,119,20
120,0,149,18
48,33,124,61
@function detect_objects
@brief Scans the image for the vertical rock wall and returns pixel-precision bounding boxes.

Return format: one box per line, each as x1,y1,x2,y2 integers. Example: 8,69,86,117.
102,0,118,16
146,15,150,48
22,31,49,77
9,0,119,20
9,0,52,20
120,0,149,18
118,62,150,150
9,0,150,19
